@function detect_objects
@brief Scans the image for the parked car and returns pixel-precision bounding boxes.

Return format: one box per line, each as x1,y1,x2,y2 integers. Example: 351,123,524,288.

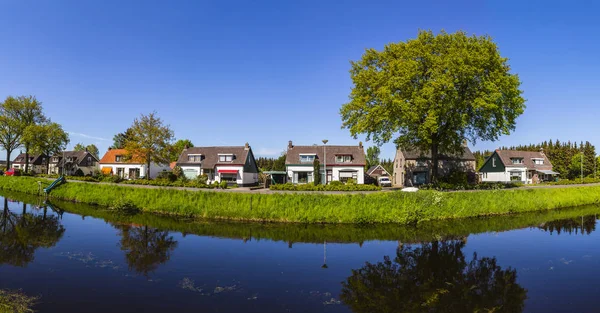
378,176,392,187
5,168,20,176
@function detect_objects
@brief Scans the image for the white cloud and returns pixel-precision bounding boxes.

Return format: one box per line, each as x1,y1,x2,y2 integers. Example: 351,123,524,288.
67,131,109,142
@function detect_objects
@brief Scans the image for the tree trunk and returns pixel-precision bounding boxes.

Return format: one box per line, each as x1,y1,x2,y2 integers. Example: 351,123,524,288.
5,150,10,170
25,144,30,173
431,142,439,184
147,157,151,180
46,156,50,175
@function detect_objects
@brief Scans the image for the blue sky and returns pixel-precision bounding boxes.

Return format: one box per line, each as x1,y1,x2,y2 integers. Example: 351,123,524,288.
1,0,599,160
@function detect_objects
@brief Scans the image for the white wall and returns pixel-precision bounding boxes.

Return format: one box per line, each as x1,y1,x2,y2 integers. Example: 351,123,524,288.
286,165,365,184
100,163,169,179
480,168,527,183
214,165,258,186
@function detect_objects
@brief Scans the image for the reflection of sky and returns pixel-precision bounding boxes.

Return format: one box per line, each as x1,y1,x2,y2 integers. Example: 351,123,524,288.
2,199,600,312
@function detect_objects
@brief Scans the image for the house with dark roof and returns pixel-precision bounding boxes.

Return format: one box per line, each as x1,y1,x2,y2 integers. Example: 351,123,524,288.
285,141,366,184
392,145,476,187
48,150,100,176
367,165,391,179
175,143,259,186
479,149,558,184
12,153,49,174
99,148,170,179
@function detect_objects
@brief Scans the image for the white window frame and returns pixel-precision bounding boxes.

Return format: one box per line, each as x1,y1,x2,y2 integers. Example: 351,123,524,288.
116,155,123,162
218,154,234,162
335,155,352,163
188,154,203,162
511,158,523,164
299,154,316,163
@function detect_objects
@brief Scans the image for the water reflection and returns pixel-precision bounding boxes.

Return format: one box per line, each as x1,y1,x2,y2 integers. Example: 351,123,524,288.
114,224,178,276
539,216,597,235
341,239,527,313
0,198,65,267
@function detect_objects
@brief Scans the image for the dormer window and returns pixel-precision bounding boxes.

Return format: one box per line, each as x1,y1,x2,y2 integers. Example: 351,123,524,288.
335,155,352,163
219,154,234,162
532,158,544,165
188,154,203,162
52,157,59,162
511,158,523,164
299,154,316,163
115,155,123,162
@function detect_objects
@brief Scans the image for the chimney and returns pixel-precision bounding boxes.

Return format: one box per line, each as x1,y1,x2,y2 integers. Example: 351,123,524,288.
462,140,468,148
108,147,112,151
288,140,293,149
184,144,189,150
540,147,545,156
359,141,363,149
244,142,250,150
85,147,88,152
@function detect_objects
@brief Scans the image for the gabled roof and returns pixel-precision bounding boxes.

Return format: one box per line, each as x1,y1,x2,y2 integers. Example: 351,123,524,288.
13,153,48,165
285,143,366,166
494,150,553,170
99,149,145,164
401,146,476,161
50,151,99,166
176,146,251,169
367,165,390,176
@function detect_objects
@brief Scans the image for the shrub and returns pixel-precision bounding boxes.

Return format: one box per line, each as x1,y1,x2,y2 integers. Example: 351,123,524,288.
110,175,122,184
157,171,178,182
220,181,228,189
172,166,183,178
329,181,343,186
196,174,208,185
73,169,84,177
346,178,357,185
270,182,381,192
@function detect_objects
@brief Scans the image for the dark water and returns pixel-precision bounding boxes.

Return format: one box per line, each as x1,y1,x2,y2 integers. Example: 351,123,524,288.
2,191,600,312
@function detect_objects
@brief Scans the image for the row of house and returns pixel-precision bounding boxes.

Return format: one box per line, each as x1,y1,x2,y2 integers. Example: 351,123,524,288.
10,140,559,187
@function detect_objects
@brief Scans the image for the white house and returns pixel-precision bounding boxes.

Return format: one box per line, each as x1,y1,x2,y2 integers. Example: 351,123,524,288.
479,149,559,184
175,143,259,186
285,141,366,184
99,148,170,179
49,150,99,176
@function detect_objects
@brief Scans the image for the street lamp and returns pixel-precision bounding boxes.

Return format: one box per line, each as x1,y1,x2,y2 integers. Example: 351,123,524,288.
322,140,328,184
321,240,328,269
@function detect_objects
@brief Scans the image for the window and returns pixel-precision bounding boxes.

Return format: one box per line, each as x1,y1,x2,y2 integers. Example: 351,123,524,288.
511,158,523,164
335,155,352,163
188,155,202,162
299,154,315,163
297,172,310,184
219,154,234,162
339,171,358,183
533,158,544,165
52,157,59,162
492,157,496,167
510,171,522,181
220,173,237,182
483,173,488,179
87,157,92,163
115,155,122,162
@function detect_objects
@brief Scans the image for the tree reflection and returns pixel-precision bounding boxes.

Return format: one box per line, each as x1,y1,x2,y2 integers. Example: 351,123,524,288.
539,216,596,235
116,224,178,276
341,240,527,313
0,198,65,267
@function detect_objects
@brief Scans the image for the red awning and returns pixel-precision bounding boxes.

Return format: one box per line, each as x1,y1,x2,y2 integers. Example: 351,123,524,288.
218,169,239,174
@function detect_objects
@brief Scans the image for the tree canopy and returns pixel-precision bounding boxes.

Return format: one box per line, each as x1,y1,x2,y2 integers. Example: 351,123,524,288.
366,146,381,169
73,143,99,158
341,30,525,181
112,128,134,149
170,139,194,162
24,122,70,174
123,112,175,179
116,224,178,276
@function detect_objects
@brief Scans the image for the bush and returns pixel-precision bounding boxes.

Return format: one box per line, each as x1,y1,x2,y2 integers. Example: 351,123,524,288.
220,181,228,189
110,175,123,184
157,171,178,182
346,178,357,185
196,174,208,185
419,181,522,191
329,181,343,186
73,169,84,177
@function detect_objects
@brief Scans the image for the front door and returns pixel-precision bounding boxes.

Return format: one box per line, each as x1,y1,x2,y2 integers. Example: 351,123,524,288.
116,168,125,178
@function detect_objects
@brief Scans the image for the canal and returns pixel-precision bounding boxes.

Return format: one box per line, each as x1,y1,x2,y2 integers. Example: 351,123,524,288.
1,190,599,312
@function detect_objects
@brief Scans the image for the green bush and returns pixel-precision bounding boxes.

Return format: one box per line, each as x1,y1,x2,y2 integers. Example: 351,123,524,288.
220,181,228,189
196,174,208,185
157,171,178,182
73,169,84,177
346,178,357,185
329,181,343,186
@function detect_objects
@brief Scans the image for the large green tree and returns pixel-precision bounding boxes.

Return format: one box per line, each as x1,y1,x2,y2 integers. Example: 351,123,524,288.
9,96,47,173
341,30,525,182
170,139,194,162
23,122,70,174
123,112,175,180
0,97,23,169
111,128,134,149
365,146,381,169
116,224,178,276
73,143,99,158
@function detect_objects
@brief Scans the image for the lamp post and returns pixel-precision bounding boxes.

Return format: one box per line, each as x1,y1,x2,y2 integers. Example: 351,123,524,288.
321,240,328,269
322,140,328,185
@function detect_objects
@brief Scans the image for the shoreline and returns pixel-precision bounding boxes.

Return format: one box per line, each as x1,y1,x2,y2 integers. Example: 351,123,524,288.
2,176,600,224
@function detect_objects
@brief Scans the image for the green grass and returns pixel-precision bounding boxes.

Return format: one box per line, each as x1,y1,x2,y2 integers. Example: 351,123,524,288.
3,176,600,224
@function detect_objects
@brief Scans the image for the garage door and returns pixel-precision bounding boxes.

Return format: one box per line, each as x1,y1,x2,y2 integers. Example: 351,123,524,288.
183,169,199,179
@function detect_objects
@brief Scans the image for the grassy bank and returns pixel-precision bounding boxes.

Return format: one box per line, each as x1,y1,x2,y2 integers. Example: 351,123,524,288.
2,176,600,224
4,189,600,245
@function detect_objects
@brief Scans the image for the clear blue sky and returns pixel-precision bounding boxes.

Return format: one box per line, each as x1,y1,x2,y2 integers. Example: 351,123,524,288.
1,0,599,160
